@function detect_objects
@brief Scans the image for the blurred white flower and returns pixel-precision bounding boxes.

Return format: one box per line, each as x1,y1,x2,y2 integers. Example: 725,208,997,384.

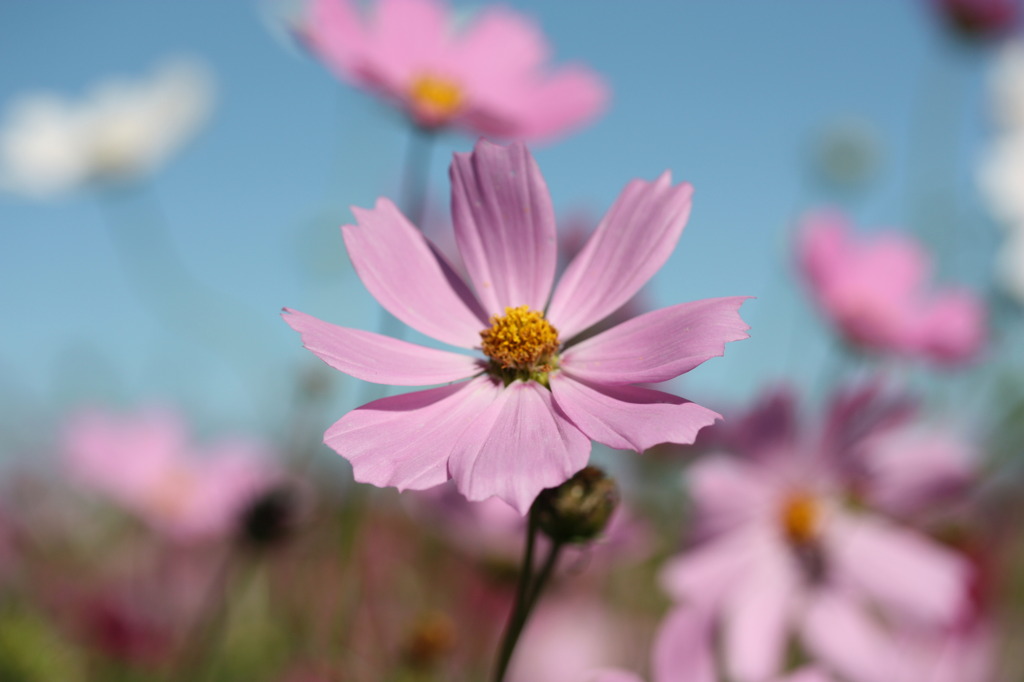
990,40,1024,131
979,132,1024,228
996,228,1024,301
980,40,1024,304
0,58,213,197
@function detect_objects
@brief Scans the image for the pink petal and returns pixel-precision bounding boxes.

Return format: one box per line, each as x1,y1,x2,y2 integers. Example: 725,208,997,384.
508,66,609,142
63,407,185,504
342,198,488,348
449,139,557,315
800,590,892,682
686,457,772,536
721,544,797,682
550,375,719,452
282,308,482,385
826,514,968,626
548,174,692,340
325,376,500,492
447,380,590,513
863,427,974,517
561,297,749,385
659,529,762,606
302,0,367,80
913,289,986,365
453,7,548,81
362,0,449,86
651,606,716,682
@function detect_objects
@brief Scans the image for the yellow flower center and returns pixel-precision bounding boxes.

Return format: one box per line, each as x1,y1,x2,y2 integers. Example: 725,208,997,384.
780,491,821,546
408,74,464,124
480,306,560,380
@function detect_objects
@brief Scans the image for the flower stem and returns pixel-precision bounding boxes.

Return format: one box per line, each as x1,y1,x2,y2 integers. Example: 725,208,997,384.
400,125,435,229
492,509,564,682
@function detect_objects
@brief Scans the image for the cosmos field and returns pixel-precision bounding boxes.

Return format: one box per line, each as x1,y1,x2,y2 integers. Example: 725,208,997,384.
1,1,1024,680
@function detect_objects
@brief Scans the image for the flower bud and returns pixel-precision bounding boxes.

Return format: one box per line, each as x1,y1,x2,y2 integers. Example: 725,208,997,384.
533,466,619,545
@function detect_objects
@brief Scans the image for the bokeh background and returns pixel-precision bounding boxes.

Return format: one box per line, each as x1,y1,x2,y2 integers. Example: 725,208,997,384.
0,0,1003,449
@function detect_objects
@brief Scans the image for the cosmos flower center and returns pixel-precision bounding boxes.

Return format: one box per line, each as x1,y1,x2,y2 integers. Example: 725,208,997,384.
408,73,464,123
780,491,821,545
480,306,560,379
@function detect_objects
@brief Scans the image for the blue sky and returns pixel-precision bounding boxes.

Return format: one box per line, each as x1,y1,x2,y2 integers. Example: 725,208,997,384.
0,1,1002,452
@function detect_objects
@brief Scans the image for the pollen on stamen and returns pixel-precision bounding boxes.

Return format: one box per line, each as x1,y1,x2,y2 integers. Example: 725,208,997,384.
408,73,463,124
780,491,821,546
480,305,560,373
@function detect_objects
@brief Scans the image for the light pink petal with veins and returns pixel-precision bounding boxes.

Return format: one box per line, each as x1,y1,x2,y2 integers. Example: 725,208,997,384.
561,297,749,386
550,375,719,452
450,139,557,315
548,174,692,340
826,514,968,626
447,380,589,513
722,542,798,682
801,590,892,682
326,376,499,492
651,606,716,682
283,308,481,386
343,198,487,348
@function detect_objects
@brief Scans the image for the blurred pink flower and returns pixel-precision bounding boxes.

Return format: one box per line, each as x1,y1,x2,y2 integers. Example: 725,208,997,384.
887,621,996,682
300,0,607,140
932,0,1018,41
507,597,632,682
285,139,749,512
63,407,279,543
583,605,834,682
798,210,986,366
660,387,971,682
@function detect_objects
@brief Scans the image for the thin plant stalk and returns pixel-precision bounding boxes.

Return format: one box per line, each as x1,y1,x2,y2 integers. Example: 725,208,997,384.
492,510,564,682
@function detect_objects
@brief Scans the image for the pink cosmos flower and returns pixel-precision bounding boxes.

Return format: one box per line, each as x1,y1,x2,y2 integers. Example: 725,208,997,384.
660,386,971,682
301,0,607,139
798,210,986,366
63,407,279,543
583,606,834,682
284,139,749,513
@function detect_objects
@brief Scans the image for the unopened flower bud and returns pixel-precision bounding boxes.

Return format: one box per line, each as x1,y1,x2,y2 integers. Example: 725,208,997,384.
533,466,619,545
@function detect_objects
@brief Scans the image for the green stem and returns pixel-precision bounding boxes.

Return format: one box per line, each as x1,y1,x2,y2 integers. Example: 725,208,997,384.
399,125,435,230
492,511,564,682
